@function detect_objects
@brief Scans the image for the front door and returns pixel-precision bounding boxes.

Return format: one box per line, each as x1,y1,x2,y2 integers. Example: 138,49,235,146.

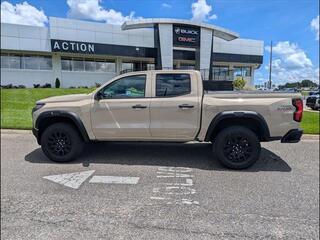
149,72,200,141
91,74,151,140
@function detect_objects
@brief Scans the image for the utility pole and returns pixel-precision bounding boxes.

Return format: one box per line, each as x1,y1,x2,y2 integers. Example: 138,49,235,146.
268,41,273,89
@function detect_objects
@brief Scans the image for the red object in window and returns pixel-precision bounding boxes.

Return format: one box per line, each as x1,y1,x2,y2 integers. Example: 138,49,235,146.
292,98,303,122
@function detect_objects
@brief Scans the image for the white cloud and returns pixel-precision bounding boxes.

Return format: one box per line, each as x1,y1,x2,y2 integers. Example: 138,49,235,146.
191,0,217,22
311,15,319,40
263,41,318,84
0,1,48,27
161,3,172,9
66,0,142,25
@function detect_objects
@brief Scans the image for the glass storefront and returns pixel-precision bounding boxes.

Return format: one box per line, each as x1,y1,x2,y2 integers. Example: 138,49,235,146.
1,53,52,70
61,57,116,72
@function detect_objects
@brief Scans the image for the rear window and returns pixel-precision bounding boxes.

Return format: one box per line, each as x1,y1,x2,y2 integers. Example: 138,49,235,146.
156,74,191,97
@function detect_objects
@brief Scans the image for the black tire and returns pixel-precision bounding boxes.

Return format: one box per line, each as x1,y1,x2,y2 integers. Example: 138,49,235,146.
41,123,83,162
213,126,261,169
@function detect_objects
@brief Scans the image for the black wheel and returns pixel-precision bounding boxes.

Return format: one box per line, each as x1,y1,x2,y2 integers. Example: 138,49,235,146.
41,123,83,162
213,126,261,169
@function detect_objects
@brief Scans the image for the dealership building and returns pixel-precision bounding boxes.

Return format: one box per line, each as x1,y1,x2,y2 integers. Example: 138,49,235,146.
1,17,263,88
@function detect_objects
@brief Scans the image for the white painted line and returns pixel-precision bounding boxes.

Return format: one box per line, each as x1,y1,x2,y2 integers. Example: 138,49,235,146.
150,197,166,200
43,170,95,189
89,176,140,185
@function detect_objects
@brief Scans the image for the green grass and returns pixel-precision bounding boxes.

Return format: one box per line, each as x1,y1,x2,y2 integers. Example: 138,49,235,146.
301,111,320,134
1,88,93,129
1,88,319,134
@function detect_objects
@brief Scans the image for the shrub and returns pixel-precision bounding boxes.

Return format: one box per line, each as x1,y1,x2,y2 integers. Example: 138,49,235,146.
95,82,101,88
41,83,52,88
55,78,60,88
233,77,247,90
33,84,40,88
1,84,26,89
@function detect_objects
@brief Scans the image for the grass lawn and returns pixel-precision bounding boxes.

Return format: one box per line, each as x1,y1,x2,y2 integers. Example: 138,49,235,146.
301,111,320,134
1,88,93,129
1,88,319,134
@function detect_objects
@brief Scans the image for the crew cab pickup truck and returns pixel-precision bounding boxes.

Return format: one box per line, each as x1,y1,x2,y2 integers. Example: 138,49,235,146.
32,70,303,169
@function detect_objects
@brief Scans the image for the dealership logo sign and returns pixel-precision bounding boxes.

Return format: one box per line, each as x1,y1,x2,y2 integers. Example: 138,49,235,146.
51,40,95,53
173,24,200,48
174,27,198,35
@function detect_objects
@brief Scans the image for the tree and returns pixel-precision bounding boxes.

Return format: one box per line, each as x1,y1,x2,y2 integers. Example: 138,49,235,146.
301,79,317,88
55,78,60,88
233,77,246,90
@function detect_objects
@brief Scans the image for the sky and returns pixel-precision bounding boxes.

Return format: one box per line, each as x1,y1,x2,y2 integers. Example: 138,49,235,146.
1,0,319,85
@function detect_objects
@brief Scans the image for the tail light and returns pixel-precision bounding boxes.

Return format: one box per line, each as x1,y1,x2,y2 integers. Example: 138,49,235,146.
292,98,303,122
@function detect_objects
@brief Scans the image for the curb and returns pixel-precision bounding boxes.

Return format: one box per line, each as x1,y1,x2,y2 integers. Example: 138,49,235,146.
1,129,32,134
1,129,319,140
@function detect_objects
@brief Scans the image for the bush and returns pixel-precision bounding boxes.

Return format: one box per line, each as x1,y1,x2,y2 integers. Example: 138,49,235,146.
41,83,52,88
95,82,101,88
1,84,26,89
55,78,60,88
33,84,40,88
233,77,247,90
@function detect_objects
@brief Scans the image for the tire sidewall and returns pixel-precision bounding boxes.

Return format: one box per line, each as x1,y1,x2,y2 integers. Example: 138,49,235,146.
41,123,83,162
214,126,261,169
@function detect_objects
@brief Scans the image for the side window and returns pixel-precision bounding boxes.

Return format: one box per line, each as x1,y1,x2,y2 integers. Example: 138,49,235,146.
156,74,191,97
101,75,146,99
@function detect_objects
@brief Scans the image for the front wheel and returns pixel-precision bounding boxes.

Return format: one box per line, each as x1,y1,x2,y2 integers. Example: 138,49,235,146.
41,123,83,162
213,126,261,169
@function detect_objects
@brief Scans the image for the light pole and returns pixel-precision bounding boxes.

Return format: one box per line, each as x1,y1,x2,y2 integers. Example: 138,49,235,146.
268,41,273,89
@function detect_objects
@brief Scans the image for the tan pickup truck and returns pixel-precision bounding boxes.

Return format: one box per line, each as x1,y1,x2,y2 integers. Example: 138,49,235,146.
32,70,303,169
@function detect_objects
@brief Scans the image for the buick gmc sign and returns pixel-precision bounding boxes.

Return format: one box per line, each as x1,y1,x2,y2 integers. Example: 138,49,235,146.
173,24,200,48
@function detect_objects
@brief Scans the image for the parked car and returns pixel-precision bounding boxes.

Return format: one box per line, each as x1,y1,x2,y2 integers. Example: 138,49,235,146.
306,91,320,110
32,70,303,169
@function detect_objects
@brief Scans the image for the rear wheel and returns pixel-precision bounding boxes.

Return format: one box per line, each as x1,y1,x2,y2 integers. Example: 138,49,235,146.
41,123,83,162
213,126,261,169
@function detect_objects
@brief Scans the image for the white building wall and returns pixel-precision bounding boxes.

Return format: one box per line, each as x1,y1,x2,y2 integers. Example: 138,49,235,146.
200,28,213,70
0,23,50,52
213,37,263,56
49,17,155,48
158,24,173,69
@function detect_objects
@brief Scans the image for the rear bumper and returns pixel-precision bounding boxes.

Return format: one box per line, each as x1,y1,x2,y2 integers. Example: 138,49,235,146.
281,129,303,143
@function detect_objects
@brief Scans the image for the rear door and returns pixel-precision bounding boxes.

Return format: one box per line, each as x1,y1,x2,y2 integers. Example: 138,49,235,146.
149,72,201,140
91,73,151,140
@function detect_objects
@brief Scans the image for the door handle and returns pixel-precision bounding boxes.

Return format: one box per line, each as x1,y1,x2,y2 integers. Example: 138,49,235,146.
178,104,194,109
132,104,147,109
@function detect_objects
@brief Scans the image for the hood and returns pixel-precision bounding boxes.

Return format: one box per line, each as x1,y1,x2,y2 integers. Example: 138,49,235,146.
37,94,91,104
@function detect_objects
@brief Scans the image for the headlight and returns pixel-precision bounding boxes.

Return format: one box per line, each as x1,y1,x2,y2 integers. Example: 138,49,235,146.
32,103,45,114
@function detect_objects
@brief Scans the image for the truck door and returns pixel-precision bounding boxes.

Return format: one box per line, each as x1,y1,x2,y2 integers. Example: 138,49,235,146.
149,72,201,140
91,74,151,140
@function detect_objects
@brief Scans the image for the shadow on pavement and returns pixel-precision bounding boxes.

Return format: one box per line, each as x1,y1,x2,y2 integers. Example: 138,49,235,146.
25,142,291,172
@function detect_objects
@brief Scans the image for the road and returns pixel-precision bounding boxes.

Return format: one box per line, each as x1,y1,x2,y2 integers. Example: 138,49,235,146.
1,131,319,240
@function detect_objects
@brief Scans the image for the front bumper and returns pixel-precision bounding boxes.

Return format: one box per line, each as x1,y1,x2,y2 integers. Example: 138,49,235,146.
281,129,303,143
32,127,40,144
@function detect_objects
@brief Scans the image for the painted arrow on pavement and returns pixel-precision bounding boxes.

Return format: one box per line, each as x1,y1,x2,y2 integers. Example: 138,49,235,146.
43,171,140,189
43,170,95,189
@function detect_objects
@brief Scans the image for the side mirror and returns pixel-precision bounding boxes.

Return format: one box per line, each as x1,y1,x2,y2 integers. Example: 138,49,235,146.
95,91,103,101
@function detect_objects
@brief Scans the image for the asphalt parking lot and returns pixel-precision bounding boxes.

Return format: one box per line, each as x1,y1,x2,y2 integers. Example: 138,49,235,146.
1,131,319,240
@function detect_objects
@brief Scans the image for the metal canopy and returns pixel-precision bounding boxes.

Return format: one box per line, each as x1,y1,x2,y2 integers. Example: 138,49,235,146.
121,18,239,41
